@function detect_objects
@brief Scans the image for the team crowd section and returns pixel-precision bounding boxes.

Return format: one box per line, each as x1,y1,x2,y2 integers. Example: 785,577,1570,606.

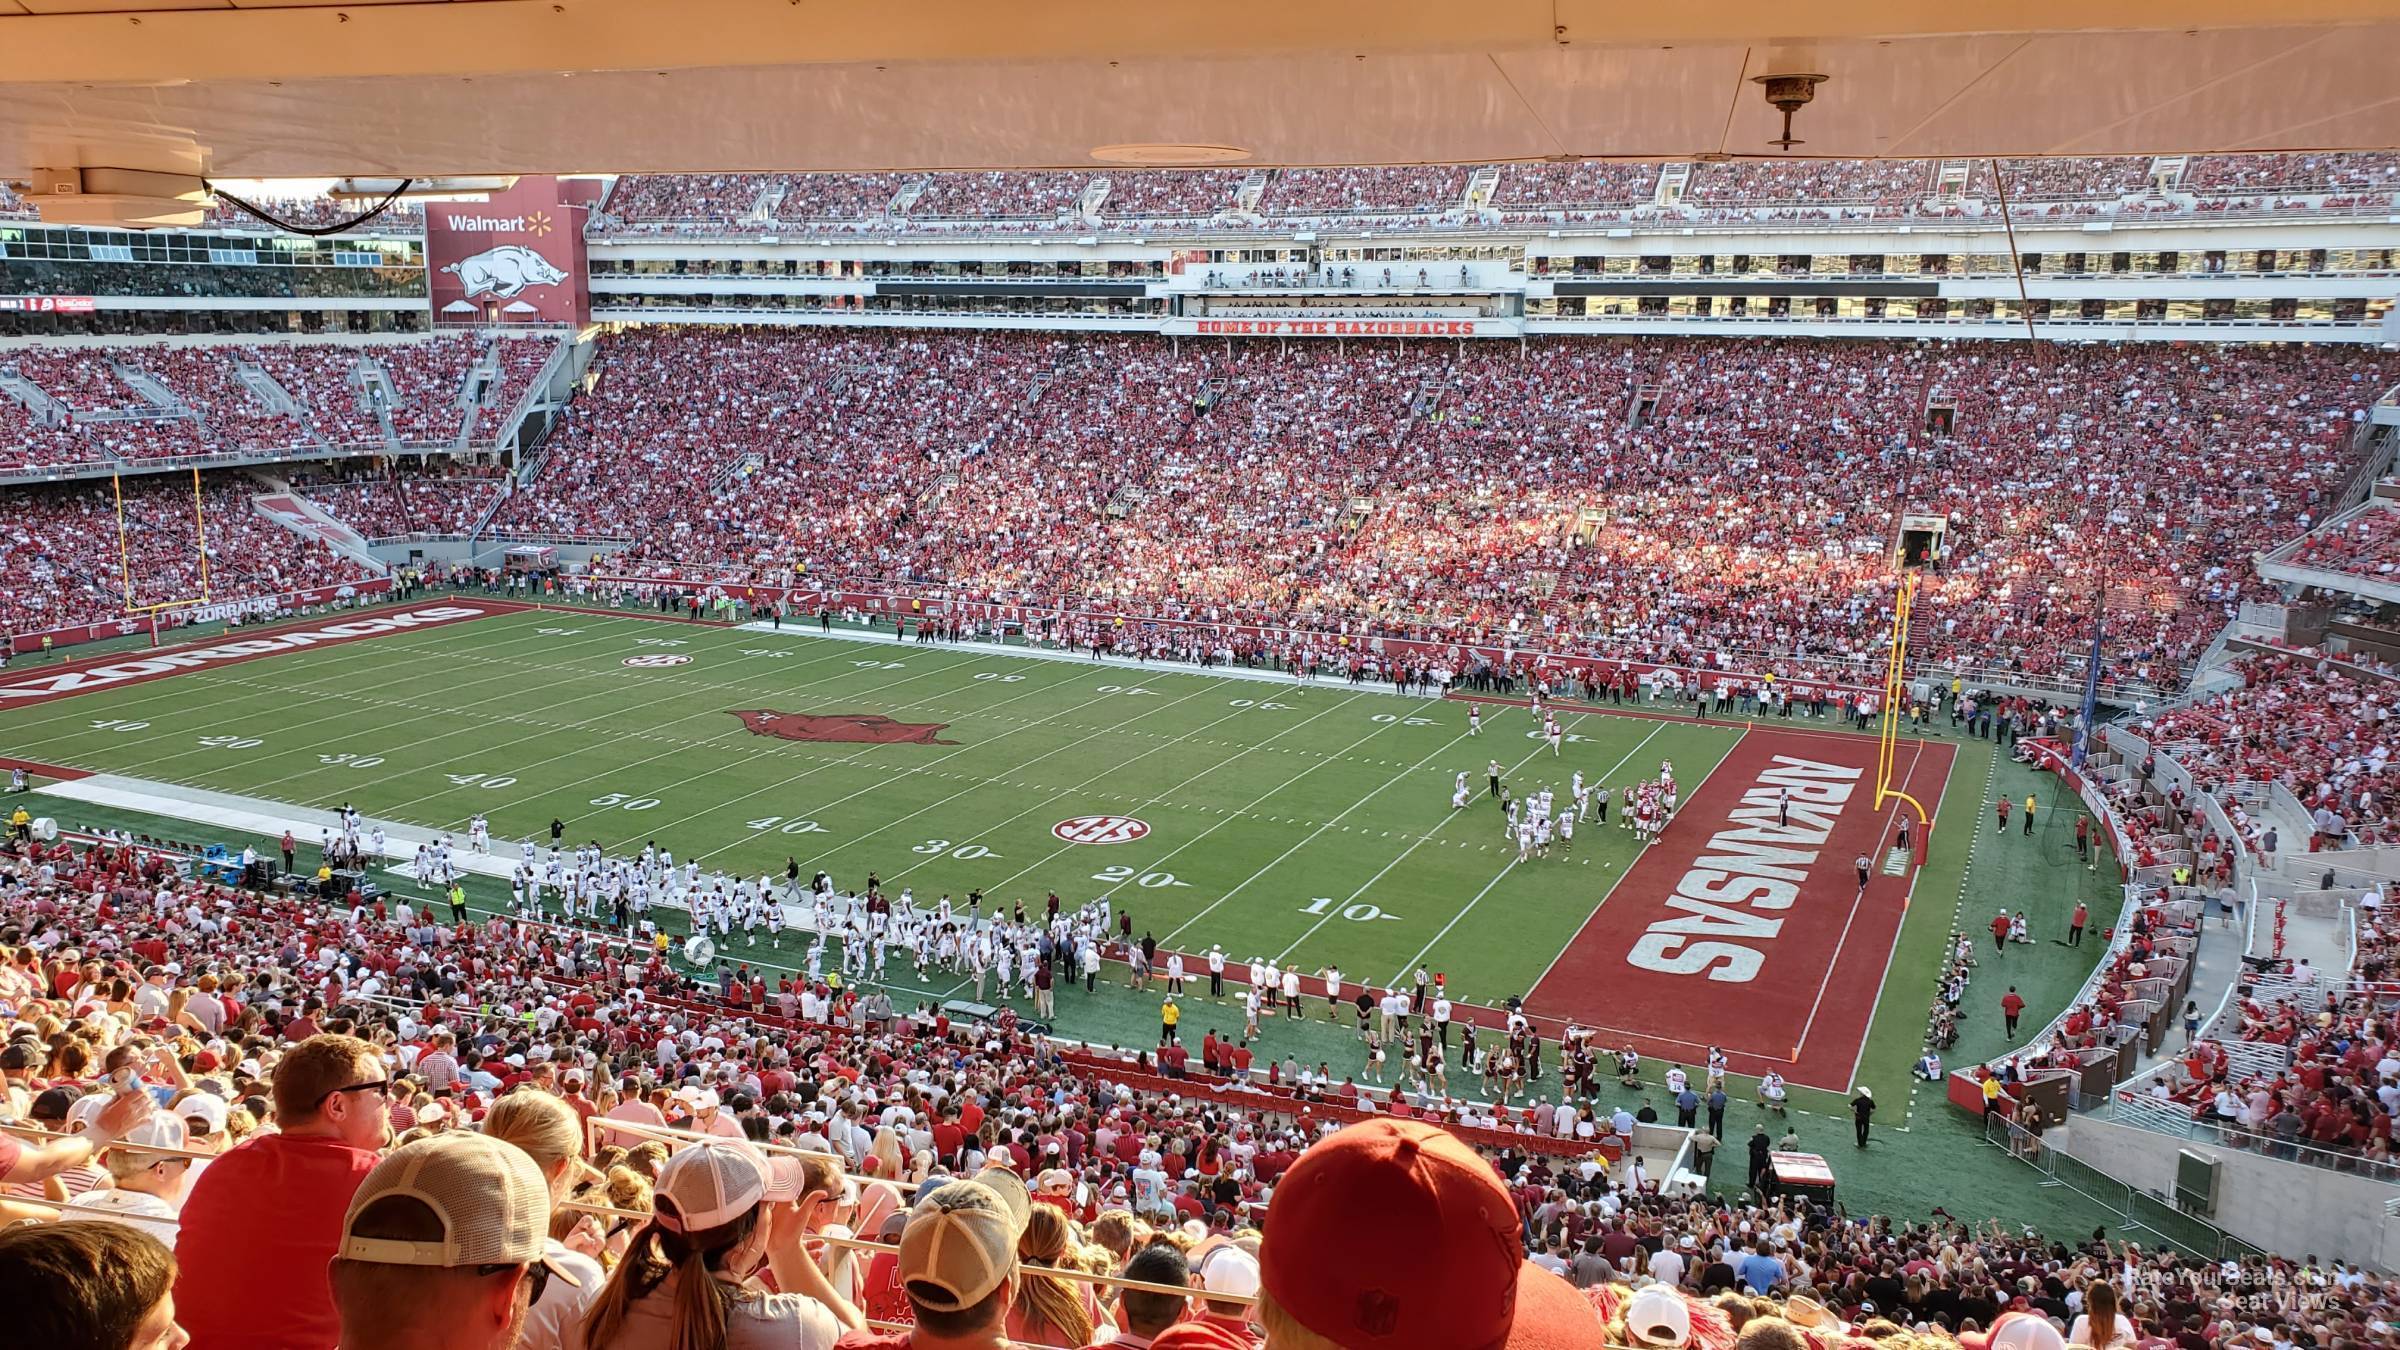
6,153,2400,239
0,332,556,472
2283,507,2400,582
478,331,2379,691
2137,650,2400,849
585,152,2400,233
0,333,2380,680
2141,911,2400,1166
4,830,2393,1350
0,476,375,637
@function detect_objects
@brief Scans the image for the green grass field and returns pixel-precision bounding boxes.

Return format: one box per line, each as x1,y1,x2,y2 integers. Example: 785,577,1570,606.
0,595,2172,1228
2,604,1757,1001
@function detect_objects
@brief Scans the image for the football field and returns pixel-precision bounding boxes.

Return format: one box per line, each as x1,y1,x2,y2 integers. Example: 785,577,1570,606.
0,597,1960,1090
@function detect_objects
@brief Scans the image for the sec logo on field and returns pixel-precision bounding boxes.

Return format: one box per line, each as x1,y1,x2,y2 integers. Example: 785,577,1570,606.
622,654,694,668
1052,816,1151,845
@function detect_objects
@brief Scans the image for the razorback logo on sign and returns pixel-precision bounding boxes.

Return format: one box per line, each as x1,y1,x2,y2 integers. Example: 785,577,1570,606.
729,710,957,746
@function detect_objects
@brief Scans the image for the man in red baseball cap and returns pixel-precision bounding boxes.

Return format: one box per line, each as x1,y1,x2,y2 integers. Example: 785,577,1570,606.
1257,1118,1602,1348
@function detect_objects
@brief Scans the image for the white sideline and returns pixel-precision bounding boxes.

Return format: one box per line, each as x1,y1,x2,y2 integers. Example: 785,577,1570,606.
29,772,820,924
731,621,1444,698
37,773,519,883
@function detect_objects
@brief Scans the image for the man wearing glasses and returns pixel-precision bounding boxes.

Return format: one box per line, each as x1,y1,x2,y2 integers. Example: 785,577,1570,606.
173,1033,393,1350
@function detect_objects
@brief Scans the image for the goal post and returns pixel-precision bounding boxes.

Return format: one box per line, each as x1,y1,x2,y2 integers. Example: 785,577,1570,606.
111,465,212,621
1876,570,1932,865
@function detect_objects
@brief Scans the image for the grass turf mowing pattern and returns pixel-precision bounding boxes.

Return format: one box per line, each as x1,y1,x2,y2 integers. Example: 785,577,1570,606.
0,607,1745,1001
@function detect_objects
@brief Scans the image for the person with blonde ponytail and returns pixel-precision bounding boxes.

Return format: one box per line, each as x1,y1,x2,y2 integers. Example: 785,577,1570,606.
576,1139,862,1350
484,1089,608,1350
1002,1204,1098,1347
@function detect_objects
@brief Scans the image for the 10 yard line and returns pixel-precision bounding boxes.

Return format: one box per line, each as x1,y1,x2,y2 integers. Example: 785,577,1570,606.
1372,716,1662,986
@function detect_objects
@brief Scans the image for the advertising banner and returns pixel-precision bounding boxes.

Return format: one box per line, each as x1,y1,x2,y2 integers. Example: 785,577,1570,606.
0,296,98,313
426,177,588,327
1164,316,1517,338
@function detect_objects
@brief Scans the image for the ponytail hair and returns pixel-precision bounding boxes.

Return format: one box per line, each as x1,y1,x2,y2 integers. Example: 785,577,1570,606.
2085,1279,2122,1349
578,1202,762,1350
1015,1205,1095,1345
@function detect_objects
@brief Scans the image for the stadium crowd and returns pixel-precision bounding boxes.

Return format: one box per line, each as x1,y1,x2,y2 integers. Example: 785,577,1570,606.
200,193,428,235
291,469,514,540
2282,508,2400,582
476,329,2381,693
3,829,2397,1350
2136,651,2400,849
0,334,555,473
0,476,376,640
587,152,2400,236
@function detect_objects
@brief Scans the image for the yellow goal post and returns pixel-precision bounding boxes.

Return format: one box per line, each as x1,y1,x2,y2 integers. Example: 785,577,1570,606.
1876,570,1931,863
111,465,211,617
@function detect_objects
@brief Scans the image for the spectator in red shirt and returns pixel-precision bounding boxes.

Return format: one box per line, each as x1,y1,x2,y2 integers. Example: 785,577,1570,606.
173,1033,391,1350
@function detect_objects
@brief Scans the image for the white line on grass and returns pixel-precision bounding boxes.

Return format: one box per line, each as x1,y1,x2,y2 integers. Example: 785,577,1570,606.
1792,735,1932,1063
1379,717,1669,986
909,690,1375,894
764,681,1231,873
506,653,1110,849
1516,722,1749,999
1072,700,1436,906
36,619,671,785
0,609,624,754
665,671,1204,864
1156,709,1504,950
1831,741,1949,1090
214,626,869,808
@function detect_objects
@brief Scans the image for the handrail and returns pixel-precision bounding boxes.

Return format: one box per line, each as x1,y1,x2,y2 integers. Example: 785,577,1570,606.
0,1120,218,1161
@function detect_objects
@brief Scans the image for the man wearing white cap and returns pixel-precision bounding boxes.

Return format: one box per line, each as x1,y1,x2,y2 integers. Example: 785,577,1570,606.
328,1132,587,1350
70,1114,194,1243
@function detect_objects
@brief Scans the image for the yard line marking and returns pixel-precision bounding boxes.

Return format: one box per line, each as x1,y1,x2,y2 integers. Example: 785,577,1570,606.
1797,735,1948,1073
948,691,1374,895
1157,707,1489,949
563,656,1118,853
664,668,1186,862
32,617,667,784
1790,734,1929,1060
1517,723,1749,1002
0,609,614,752
1378,718,1668,985
770,681,1231,872
212,623,870,807
1077,708,1427,904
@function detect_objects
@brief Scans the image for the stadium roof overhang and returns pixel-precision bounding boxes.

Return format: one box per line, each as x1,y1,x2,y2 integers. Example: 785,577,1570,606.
2,0,2399,184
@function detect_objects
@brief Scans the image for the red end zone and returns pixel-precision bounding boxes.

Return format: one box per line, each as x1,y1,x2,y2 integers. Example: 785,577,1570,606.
1528,728,1955,1092
0,601,524,710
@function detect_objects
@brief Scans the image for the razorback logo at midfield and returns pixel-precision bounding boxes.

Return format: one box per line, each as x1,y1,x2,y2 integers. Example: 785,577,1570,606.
729,710,957,746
